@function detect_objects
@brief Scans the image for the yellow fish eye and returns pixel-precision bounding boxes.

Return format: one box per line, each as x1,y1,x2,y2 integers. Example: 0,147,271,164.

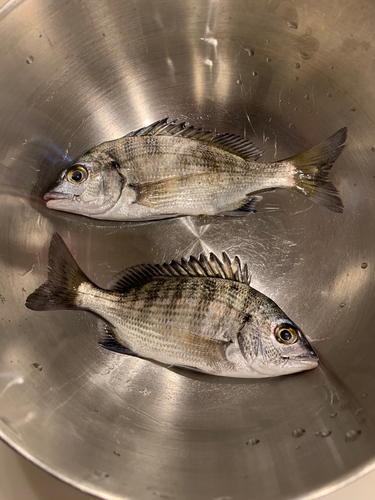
274,325,298,345
66,165,88,184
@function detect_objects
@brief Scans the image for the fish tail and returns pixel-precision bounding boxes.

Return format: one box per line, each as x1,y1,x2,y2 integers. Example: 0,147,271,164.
286,127,347,213
26,233,91,311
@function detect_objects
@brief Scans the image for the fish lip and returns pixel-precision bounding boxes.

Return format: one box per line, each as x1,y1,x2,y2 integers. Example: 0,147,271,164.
283,353,319,364
44,191,73,201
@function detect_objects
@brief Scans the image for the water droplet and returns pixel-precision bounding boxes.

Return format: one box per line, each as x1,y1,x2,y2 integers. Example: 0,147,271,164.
252,71,257,76
104,473,110,478
339,302,346,308
304,94,310,100
350,106,356,112
347,339,351,343
22,139,28,145
330,65,334,69
279,99,283,103
294,76,299,81
330,412,337,418
245,48,254,57
299,50,310,59
362,393,368,398
294,62,301,68
294,107,298,111
295,446,300,450
31,363,42,372
345,429,361,442
327,93,332,97
266,39,270,42
288,88,292,92
292,428,306,438
361,262,368,269
266,57,271,62
236,79,242,85
246,438,260,446
287,21,298,29
315,430,331,437
288,123,293,129
371,147,375,152
26,55,34,64
39,34,42,38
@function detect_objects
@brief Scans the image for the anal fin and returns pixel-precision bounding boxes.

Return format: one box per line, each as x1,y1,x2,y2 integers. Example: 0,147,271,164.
221,195,263,216
169,364,209,374
98,322,138,357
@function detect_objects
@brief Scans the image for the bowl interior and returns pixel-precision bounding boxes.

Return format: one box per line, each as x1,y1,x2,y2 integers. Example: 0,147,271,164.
0,1,375,499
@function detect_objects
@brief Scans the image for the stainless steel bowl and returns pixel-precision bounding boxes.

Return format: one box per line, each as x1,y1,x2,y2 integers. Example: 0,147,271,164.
1,0,374,499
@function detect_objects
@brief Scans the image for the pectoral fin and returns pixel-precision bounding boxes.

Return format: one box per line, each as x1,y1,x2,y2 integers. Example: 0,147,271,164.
98,320,230,374
162,327,231,372
135,174,208,208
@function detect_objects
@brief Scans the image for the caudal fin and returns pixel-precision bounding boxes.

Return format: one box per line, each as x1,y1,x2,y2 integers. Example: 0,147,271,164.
284,127,347,213
26,233,90,311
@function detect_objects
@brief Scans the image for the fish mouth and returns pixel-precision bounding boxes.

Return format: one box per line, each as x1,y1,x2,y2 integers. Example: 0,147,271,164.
44,191,75,210
283,352,319,367
44,191,73,201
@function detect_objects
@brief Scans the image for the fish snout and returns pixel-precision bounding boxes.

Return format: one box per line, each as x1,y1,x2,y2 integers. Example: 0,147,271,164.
44,191,72,201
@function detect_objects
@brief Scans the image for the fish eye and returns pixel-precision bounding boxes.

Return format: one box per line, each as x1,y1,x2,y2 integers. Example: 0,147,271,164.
66,165,88,184
274,324,298,345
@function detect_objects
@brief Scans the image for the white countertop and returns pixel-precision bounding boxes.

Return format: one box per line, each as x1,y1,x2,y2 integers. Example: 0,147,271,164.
0,439,374,500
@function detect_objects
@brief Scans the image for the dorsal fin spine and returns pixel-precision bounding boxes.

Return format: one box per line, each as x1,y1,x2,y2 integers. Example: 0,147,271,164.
108,252,251,292
124,118,264,161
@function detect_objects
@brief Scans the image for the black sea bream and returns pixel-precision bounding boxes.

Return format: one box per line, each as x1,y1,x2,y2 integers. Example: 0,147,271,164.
26,234,318,378
44,119,347,220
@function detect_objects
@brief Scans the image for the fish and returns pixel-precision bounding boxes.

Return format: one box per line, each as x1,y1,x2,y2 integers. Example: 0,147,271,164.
26,234,319,378
44,118,347,221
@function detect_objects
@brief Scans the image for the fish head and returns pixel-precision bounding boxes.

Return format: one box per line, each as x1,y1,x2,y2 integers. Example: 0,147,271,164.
239,302,319,377
44,152,124,216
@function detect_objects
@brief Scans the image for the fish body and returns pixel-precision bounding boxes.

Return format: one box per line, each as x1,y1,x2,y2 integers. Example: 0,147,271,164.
44,119,347,220
26,234,318,378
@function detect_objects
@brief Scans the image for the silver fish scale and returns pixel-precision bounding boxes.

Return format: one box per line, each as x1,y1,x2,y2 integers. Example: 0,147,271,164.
82,277,255,363
113,136,246,182
107,136,287,214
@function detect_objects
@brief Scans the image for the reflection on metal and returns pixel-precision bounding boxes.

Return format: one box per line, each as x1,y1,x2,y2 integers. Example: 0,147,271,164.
0,376,24,399
0,1,375,499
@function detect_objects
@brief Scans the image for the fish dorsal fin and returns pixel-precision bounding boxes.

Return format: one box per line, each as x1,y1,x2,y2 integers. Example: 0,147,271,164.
108,252,251,292
125,118,264,161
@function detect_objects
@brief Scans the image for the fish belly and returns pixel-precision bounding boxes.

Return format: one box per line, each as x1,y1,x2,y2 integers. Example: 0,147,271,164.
81,277,255,375
111,136,269,218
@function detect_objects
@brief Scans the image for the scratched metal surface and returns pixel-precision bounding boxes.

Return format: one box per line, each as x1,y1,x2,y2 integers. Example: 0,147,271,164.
0,0,374,499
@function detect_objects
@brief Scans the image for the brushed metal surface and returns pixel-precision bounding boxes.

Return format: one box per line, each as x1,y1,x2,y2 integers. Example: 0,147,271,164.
0,1,374,499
